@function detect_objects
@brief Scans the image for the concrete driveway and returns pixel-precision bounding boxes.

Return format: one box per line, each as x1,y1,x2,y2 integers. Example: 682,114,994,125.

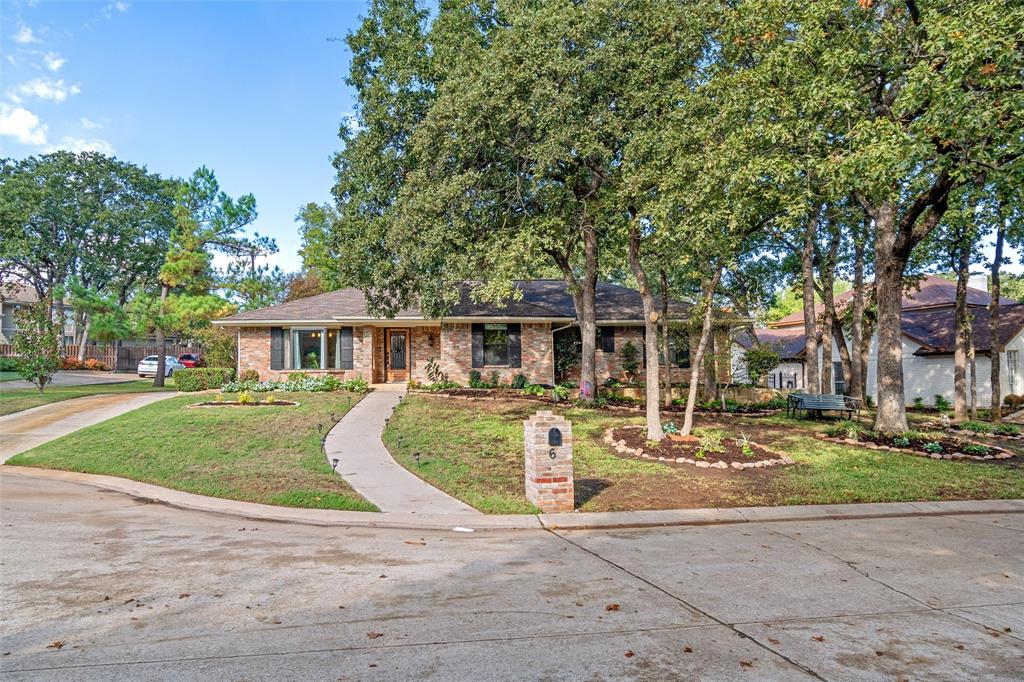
1,371,142,391
1,474,1021,681
0,392,176,463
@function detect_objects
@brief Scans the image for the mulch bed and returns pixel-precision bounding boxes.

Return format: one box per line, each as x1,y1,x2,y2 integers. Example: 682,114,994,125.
605,425,793,471
822,431,1014,462
189,400,299,408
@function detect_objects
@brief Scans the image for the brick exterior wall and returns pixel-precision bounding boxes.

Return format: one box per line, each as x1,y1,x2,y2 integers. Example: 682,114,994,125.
237,325,375,382
523,411,574,513
439,322,554,385
562,325,693,385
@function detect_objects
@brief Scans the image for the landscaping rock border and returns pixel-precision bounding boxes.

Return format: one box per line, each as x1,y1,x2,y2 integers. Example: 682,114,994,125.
919,421,1024,442
602,425,794,471
818,433,1015,461
188,400,300,408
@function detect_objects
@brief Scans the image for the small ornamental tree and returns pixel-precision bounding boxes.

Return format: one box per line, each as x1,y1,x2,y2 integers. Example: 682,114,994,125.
620,341,640,383
743,346,781,388
12,299,62,392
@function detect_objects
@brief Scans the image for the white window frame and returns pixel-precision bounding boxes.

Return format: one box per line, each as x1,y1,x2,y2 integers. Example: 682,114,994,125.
291,327,327,370
1008,350,1019,394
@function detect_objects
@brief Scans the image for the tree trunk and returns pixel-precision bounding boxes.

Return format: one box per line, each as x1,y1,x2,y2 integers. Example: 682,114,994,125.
627,224,662,440
873,205,909,432
801,209,821,394
954,242,971,422
154,284,169,388
850,223,867,400
703,332,717,402
681,266,723,437
990,207,1005,422
660,269,672,408
77,315,91,363
968,331,977,421
860,317,873,403
832,314,852,395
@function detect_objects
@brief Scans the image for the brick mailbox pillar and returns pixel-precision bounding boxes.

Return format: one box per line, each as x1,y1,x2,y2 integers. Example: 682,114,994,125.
524,410,574,513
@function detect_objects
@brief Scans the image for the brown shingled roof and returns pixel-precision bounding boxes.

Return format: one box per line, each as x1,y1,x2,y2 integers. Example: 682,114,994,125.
771,275,1012,328
906,304,1024,355
216,280,689,324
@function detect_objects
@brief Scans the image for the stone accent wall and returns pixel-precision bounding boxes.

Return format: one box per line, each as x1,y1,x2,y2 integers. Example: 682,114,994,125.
439,322,553,385
523,411,574,513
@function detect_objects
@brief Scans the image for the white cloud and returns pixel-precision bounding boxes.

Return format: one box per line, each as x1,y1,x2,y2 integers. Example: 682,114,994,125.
0,104,48,146
9,77,81,103
102,2,130,18
10,25,40,44
46,136,115,155
80,117,102,130
42,52,66,72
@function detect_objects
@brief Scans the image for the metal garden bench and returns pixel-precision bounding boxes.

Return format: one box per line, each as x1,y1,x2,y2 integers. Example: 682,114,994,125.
786,393,861,420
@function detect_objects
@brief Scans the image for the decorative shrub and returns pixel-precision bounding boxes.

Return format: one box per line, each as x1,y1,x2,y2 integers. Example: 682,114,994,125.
220,374,369,394
825,419,865,440
864,394,875,408
923,441,944,454
551,384,570,402
62,358,85,370
743,346,781,386
995,423,1021,436
173,367,236,392
933,395,951,411
489,370,500,387
521,383,546,397
963,444,990,456
239,368,260,382
83,358,108,371
662,421,679,435
892,435,911,447
237,391,254,405
0,356,18,371
468,370,484,388
287,371,308,382
961,420,994,434
694,429,726,459
1004,394,1024,409
620,341,640,380
511,373,528,390
912,396,925,409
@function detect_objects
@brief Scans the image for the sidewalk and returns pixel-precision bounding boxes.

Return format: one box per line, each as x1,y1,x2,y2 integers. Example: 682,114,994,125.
325,385,479,515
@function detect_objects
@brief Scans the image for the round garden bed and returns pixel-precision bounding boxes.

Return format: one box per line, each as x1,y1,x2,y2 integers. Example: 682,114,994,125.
821,431,1014,462
189,399,299,408
603,425,794,470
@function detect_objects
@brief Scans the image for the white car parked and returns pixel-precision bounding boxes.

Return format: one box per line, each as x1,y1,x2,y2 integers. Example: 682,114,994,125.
137,355,185,378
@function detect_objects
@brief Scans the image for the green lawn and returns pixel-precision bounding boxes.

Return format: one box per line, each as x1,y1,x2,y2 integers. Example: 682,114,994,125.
0,371,19,382
382,395,1024,513
0,379,175,416
7,391,378,512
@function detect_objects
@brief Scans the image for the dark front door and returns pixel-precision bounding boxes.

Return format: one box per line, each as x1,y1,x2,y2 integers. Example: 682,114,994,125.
386,330,408,382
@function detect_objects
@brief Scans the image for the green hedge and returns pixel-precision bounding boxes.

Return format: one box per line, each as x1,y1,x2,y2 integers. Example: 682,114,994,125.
0,356,18,372
173,367,235,392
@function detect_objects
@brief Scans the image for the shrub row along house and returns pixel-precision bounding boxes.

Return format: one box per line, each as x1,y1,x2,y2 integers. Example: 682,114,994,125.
734,276,1024,406
214,280,701,386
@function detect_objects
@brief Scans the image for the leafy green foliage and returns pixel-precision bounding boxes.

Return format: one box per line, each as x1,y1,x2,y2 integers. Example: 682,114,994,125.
520,383,546,398
172,367,236,392
221,374,369,394
620,341,640,380
11,300,62,392
961,420,994,434
934,395,952,411
923,442,944,454
743,346,781,386
912,397,925,410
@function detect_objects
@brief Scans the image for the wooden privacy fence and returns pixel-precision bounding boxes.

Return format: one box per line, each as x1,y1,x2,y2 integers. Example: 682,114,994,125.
0,343,200,372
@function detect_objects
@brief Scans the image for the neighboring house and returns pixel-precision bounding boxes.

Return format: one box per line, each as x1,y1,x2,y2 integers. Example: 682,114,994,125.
0,283,75,345
734,275,1024,406
213,280,693,386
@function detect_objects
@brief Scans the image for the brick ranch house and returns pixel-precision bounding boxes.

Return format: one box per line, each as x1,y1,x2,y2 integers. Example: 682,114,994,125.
213,280,692,386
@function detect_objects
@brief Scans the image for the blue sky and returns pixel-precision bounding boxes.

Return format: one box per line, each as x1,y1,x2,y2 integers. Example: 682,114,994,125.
1,0,365,273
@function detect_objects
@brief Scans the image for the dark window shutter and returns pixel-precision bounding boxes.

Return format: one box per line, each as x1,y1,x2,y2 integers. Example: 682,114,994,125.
339,327,353,369
600,326,615,353
270,327,284,370
507,323,522,368
471,324,484,368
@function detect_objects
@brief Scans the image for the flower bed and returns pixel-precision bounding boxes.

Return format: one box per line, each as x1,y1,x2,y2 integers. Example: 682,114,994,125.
603,425,794,471
221,374,369,394
821,423,1014,462
190,399,299,408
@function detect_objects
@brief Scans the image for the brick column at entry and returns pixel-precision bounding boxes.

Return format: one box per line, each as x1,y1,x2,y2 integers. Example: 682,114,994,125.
523,410,574,513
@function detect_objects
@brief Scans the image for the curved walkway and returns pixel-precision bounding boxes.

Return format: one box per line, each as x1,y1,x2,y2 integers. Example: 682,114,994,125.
326,385,479,515
0,391,177,463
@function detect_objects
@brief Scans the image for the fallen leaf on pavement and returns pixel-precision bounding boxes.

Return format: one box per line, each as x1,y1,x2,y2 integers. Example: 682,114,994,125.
811,636,825,642
767,637,780,645
605,604,620,612
624,650,634,658
683,647,693,653
367,632,384,639
404,540,426,546
47,641,65,649
178,593,190,599
740,661,753,668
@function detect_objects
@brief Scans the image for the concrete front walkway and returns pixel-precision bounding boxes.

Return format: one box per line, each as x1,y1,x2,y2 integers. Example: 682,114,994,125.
326,385,478,515
0,392,177,463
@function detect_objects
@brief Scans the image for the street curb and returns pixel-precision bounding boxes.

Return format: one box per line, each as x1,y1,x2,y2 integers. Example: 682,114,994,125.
3,465,1022,532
